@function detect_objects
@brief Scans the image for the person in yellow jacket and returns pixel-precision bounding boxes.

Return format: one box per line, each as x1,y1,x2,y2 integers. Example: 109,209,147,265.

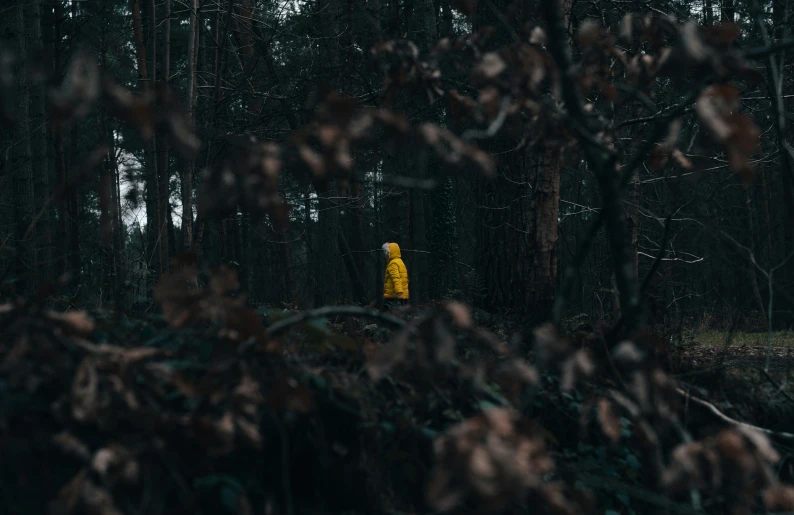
381,242,409,309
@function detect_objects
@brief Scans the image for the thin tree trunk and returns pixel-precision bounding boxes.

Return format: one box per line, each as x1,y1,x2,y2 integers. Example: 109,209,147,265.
532,148,562,310
182,0,198,250
131,0,160,281
148,0,170,273
315,182,341,305
68,123,81,289
12,0,34,295
98,19,116,310
404,0,436,304
746,193,766,318
27,0,52,286
53,0,67,280
439,0,453,36
761,168,774,264
720,0,735,23
113,148,126,313
163,0,176,259
409,174,428,304
67,0,82,289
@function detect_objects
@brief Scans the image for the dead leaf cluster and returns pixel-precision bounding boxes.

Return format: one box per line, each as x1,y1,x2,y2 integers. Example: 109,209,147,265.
426,407,580,514
662,427,790,514
695,85,761,185
367,302,537,401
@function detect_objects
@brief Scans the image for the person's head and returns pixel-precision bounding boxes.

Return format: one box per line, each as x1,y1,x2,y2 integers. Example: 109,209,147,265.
382,242,391,260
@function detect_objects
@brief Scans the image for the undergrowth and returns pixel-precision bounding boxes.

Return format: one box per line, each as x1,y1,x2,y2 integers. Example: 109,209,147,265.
4,265,794,515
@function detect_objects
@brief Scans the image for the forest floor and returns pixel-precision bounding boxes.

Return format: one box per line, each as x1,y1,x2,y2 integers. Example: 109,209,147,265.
678,334,794,371
675,330,794,382
6,300,794,514
673,333,794,439
689,330,794,348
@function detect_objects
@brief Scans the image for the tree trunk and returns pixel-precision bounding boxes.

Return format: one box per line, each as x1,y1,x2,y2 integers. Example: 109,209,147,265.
27,0,52,287
97,16,117,310
405,0,436,304
720,0,735,23
746,193,766,318
471,0,562,318
530,148,562,311
163,0,176,259
439,0,453,36
131,0,160,281
68,124,81,290
113,146,126,313
12,0,34,296
409,170,428,304
314,182,341,305
240,211,251,292
52,0,66,280
429,175,457,298
149,0,170,273
344,168,368,302
182,0,198,250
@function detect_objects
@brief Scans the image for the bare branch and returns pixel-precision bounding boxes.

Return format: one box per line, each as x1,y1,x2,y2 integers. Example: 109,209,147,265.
678,387,794,441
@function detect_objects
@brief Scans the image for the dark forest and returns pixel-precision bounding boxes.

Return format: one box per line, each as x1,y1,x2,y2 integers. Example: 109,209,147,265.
3,0,794,513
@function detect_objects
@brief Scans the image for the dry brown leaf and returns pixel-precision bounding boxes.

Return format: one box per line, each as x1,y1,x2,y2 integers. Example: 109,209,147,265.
619,14,634,44
297,145,325,176
72,358,99,422
671,149,693,169
48,51,100,124
681,21,709,63
476,53,506,80
529,27,546,46
236,417,263,449
48,311,95,336
736,425,779,463
578,20,601,50
427,408,555,512
445,301,472,328
79,478,124,515
696,92,732,142
763,485,794,511
52,432,91,463
597,398,621,443
50,469,87,515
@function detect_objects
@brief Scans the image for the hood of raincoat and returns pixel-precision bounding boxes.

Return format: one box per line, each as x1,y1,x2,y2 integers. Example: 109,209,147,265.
388,242,401,259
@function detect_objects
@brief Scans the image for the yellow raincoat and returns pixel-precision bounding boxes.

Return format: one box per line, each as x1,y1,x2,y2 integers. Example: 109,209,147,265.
383,242,409,300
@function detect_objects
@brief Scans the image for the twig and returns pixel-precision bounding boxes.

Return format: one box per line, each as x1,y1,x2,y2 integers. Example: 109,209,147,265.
760,369,794,405
619,90,700,190
640,215,672,296
380,175,438,190
462,96,511,141
677,387,794,441
743,38,794,60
